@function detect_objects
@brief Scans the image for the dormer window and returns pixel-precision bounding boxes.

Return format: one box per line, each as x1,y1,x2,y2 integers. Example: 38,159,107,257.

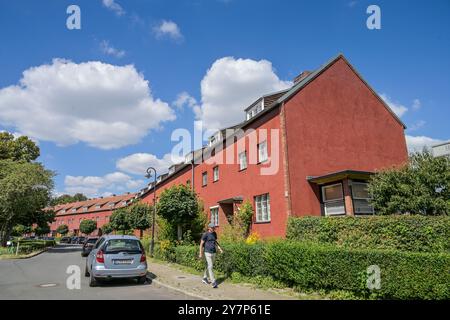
246,99,264,120
169,166,176,175
82,206,88,212
61,209,66,214
71,208,77,213
208,132,221,147
95,205,101,209
108,203,115,208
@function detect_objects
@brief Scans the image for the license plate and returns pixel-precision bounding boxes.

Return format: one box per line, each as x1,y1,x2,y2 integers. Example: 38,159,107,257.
113,259,133,265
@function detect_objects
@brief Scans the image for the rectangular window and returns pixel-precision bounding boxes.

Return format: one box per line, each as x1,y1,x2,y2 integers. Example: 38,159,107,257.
210,207,219,227
255,194,270,222
213,166,219,182
202,172,208,187
352,182,374,215
322,183,345,216
83,207,88,212
72,208,76,213
258,141,268,163
239,151,247,171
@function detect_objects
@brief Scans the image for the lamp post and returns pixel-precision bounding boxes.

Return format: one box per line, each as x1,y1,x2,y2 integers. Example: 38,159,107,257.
145,167,157,257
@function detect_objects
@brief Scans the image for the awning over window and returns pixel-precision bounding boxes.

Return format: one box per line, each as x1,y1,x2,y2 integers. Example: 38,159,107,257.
307,170,373,185
218,196,244,204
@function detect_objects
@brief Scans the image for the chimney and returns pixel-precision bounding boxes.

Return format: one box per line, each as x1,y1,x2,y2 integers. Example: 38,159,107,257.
293,71,312,84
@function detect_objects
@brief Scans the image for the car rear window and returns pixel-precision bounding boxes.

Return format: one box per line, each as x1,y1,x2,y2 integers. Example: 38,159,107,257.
104,239,142,254
87,238,98,244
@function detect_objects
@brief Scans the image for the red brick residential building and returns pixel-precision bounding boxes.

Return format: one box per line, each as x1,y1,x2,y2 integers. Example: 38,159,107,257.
50,193,137,236
139,54,408,238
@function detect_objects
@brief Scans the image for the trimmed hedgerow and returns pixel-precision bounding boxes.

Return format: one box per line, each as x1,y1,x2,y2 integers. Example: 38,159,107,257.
286,216,450,253
165,242,450,300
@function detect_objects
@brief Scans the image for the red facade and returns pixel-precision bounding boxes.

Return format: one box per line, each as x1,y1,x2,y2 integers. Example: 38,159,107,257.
140,55,408,238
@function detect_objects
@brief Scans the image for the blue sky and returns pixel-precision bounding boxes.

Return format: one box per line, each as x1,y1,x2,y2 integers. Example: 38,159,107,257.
0,0,449,198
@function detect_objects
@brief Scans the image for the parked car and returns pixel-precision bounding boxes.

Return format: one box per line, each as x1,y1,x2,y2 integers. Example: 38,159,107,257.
60,236,71,244
81,237,99,257
85,235,148,287
77,236,86,244
71,236,78,244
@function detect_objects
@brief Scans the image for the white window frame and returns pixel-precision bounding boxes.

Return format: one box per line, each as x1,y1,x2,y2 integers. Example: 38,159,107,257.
255,193,271,223
321,183,345,216
258,141,268,163
239,151,247,171
202,172,208,186
351,182,375,215
213,166,219,182
210,206,219,227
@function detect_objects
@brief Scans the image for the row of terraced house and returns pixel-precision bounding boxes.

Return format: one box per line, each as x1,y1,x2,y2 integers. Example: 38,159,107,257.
50,54,408,238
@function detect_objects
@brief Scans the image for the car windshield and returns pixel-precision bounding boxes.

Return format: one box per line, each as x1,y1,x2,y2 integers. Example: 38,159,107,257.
104,239,142,254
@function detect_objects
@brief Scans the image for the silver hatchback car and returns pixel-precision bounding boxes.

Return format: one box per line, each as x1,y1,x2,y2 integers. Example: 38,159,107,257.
85,235,148,287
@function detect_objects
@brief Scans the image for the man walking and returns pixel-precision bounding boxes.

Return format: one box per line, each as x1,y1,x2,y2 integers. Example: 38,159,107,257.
199,223,223,288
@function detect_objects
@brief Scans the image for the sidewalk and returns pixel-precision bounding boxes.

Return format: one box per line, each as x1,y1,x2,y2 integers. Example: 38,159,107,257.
147,259,298,300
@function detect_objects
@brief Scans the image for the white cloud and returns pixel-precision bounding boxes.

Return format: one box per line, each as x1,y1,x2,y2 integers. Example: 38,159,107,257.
173,92,202,118
197,57,292,131
64,171,144,197
102,0,125,16
406,135,442,153
153,20,183,41
116,153,184,176
412,99,422,110
379,93,408,118
100,40,125,58
0,59,175,149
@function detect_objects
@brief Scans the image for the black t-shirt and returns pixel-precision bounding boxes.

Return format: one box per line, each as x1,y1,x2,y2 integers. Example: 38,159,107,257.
201,231,218,253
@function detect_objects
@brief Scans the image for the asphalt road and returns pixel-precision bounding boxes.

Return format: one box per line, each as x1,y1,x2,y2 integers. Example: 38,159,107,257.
0,244,194,300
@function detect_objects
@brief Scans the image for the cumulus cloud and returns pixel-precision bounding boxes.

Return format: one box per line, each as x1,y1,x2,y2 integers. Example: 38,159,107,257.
379,93,408,118
153,20,183,41
173,92,202,118
197,57,292,131
406,135,442,153
64,172,144,197
0,59,175,149
100,40,125,58
102,0,125,16
116,153,184,176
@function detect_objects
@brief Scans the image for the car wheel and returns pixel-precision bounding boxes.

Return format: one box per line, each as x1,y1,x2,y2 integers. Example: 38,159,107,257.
84,264,89,277
137,276,147,284
89,269,97,287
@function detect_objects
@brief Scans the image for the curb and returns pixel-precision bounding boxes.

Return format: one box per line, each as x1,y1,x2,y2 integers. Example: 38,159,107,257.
2,247,50,260
150,278,209,300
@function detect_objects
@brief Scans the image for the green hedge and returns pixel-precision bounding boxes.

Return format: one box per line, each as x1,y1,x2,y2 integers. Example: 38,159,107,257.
10,240,56,254
287,216,450,253
164,242,450,300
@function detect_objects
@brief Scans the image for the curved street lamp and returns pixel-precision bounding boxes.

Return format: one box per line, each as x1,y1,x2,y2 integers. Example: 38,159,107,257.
145,167,157,257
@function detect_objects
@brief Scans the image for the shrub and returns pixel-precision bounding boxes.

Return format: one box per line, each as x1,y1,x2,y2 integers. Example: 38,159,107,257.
287,216,450,253
161,241,449,300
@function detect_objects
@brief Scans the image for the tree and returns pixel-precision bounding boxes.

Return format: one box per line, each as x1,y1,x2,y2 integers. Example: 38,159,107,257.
79,219,97,235
56,224,69,236
157,184,200,240
50,193,88,206
109,208,131,234
127,203,152,238
368,151,450,215
0,160,55,246
11,224,32,237
101,222,113,235
0,132,40,162
34,224,50,236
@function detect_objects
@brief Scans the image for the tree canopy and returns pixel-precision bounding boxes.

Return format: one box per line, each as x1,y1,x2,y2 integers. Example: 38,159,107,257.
50,193,88,206
79,219,97,235
368,151,450,215
0,159,55,246
0,132,40,162
109,208,131,234
56,224,69,236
